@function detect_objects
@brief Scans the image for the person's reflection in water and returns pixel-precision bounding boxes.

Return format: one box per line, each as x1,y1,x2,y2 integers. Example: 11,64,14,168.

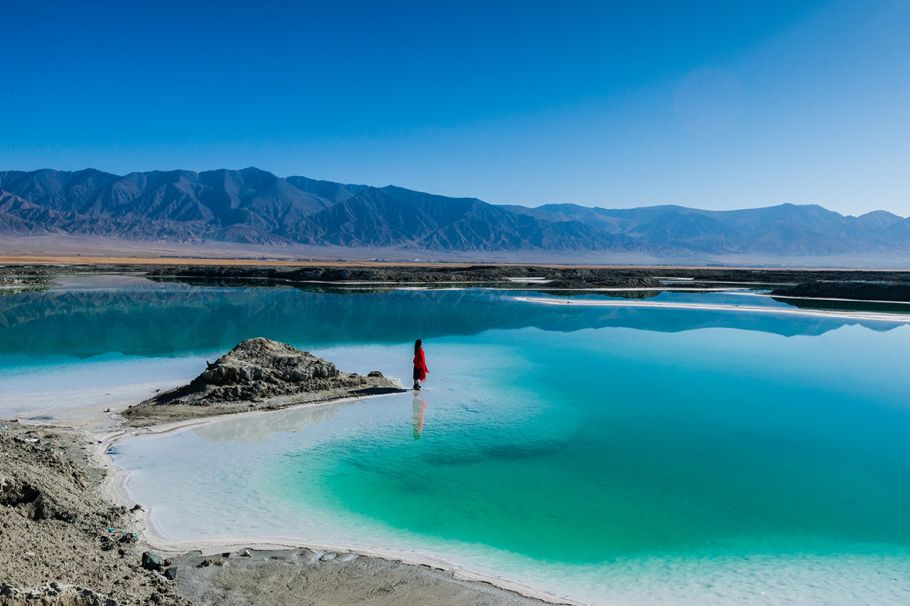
412,394,428,440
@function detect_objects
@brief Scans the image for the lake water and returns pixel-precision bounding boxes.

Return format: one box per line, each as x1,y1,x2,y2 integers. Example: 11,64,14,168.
2,276,910,604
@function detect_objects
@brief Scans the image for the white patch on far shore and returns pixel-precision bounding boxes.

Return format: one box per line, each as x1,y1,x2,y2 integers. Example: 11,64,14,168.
512,296,910,324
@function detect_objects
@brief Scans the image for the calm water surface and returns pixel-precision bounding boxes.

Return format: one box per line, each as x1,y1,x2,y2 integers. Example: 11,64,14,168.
2,276,910,605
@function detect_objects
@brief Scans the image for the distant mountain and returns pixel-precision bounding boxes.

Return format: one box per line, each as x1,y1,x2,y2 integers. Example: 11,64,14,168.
1,167,908,258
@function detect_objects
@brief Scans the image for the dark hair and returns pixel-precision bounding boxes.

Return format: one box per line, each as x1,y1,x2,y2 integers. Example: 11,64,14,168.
414,339,422,354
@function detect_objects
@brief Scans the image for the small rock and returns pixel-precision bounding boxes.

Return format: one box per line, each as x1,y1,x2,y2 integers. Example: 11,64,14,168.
163,567,177,581
367,370,384,378
240,548,252,557
221,551,231,558
197,559,212,568
141,551,165,571
129,504,144,513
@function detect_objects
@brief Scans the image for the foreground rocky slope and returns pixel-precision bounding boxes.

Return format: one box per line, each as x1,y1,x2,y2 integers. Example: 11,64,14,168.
123,338,403,426
0,424,189,605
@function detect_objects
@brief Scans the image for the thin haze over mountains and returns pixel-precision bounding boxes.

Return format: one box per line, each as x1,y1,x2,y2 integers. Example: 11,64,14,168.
2,168,909,262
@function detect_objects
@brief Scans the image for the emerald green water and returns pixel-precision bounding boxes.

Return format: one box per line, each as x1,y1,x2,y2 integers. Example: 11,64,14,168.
294,328,910,562
3,276,910,604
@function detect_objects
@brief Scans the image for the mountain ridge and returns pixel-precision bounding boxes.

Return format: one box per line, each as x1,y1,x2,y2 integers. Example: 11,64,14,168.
1,167,908,258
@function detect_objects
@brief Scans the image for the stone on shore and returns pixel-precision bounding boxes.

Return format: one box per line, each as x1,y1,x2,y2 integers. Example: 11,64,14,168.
141,551,166,571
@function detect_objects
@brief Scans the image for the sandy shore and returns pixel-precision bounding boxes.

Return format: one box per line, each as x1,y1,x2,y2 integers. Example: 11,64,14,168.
1,387,558,606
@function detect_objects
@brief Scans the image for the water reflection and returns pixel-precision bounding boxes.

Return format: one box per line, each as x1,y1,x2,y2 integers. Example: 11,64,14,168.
772,295,910,314
412,394,428,440
191,400,345,443
0,278,904,361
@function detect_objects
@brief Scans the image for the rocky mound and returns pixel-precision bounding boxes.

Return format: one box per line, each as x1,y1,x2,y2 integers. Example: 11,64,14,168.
154,338,349,405
123,338,403,426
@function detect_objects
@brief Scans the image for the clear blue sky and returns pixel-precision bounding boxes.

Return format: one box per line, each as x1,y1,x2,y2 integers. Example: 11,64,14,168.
2,0,908,214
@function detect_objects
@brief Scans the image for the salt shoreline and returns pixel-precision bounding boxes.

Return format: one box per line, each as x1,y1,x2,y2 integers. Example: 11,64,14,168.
96,392,573,605
513,295,910,323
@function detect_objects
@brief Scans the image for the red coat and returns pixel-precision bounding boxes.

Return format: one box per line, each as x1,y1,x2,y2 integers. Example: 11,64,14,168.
413,348,429,381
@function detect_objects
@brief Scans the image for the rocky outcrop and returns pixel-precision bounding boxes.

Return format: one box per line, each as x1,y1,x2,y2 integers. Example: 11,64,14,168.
154,338,347,405
123,338,403,425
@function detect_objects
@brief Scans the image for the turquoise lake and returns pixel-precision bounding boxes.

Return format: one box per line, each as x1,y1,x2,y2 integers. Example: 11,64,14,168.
2,276,910,604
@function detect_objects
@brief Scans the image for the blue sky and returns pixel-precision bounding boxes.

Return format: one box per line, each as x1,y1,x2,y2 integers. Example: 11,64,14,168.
2,0,908,214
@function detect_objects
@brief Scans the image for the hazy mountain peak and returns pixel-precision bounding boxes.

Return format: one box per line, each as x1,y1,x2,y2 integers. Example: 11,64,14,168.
0,168,906,259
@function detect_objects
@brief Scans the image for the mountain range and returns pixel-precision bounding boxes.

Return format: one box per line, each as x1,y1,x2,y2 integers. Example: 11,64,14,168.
1,167,908,259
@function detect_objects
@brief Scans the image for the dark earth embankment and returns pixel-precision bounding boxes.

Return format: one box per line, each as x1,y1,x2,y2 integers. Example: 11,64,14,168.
771,280,910,302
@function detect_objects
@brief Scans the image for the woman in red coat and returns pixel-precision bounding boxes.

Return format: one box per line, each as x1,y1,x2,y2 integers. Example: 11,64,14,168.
413,339,429,390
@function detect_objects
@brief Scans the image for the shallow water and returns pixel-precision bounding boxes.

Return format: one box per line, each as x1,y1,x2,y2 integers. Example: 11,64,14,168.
3,276,910,604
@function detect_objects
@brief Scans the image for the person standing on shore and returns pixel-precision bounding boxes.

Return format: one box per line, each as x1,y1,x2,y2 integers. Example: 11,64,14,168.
413,339,429,390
